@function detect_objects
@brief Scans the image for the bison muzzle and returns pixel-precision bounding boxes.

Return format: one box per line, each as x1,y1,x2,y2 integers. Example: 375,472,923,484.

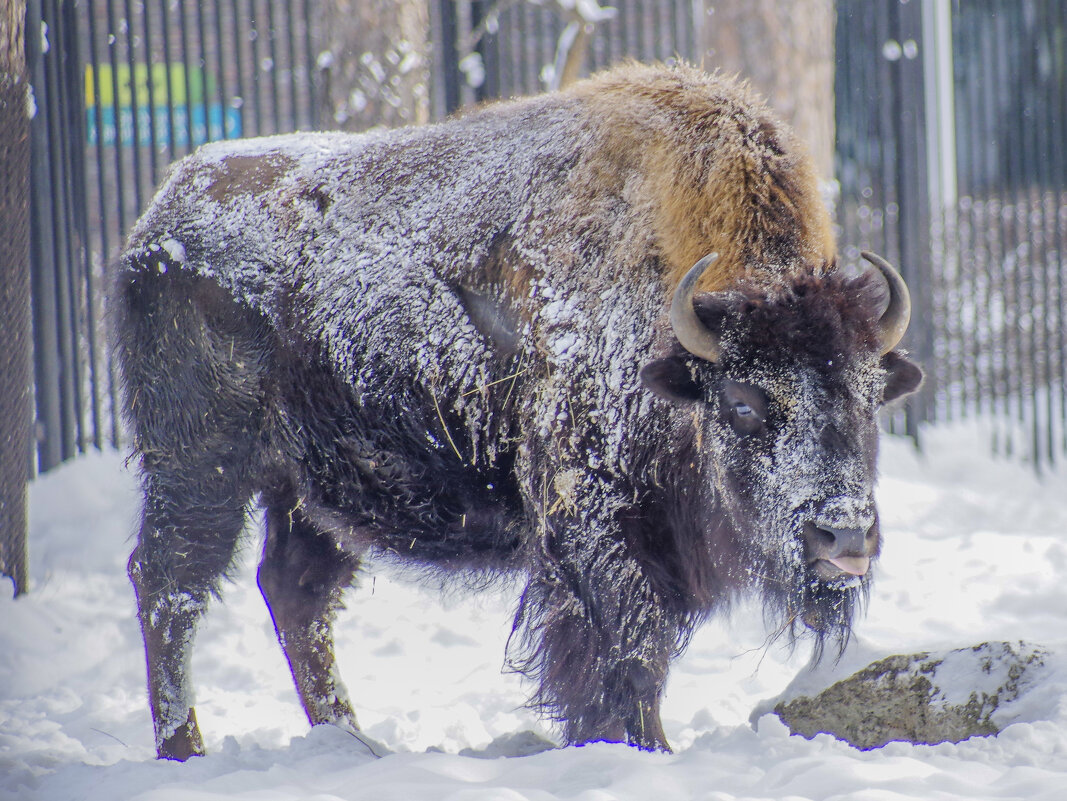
113,62,923,759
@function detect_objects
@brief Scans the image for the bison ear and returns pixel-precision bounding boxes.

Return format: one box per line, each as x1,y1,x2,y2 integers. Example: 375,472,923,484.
881,351,924,404
640,357,703,403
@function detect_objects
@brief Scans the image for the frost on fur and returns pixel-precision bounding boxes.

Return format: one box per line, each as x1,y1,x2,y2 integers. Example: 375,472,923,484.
113,62,922,757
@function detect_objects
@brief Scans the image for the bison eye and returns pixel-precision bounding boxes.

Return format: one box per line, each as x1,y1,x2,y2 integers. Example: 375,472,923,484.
722,381,768,435
733,401,755,417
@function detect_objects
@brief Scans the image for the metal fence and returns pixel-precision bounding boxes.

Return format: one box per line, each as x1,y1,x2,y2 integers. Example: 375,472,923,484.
835,0,1066,470
26,0,1067,473
27,0,325,472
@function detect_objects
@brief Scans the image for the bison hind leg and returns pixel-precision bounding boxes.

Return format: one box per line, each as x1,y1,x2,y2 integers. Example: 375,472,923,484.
257,490,387,757
116,257,271,759
129,482,251,760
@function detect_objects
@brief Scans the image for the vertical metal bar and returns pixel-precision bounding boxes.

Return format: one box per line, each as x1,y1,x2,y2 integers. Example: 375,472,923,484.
1052,0,1067,456
159,0,178,159
1024,2,1053,467
1036,0,1063,465
977,2,1010,454
139,0,160,178
665,0,682,62
522,0,536,94
472,0,500,101
27,0,62,471
437,0,461,113
899,0,931,442
86,0,110,275
1016,4,1043,469
88,0,121,447
213,0,230,136
964,5,979,419
41,0,78,460
62,0,102,452
176,0,196,152
265,0,282,131
194,0,215,140
284,0,301,127
506,1,522,96
649,0,661,60
247,0,264,135
994,8,1027,458
229,2,248,136
62,0,88,453
105,0,129,243
880,0,903,435
122,0,145,209
302,0,317,127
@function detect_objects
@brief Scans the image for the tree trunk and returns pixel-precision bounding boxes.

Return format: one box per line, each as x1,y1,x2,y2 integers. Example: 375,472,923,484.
320,0,431,131
0,0,32,596
702,0,836,180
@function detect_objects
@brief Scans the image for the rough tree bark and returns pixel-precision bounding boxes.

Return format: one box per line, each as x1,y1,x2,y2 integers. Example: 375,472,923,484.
702,0,836,180
320,0,430,131
0,0,32,596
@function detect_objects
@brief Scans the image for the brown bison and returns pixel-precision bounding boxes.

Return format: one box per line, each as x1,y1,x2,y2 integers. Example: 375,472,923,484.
113,62,923,759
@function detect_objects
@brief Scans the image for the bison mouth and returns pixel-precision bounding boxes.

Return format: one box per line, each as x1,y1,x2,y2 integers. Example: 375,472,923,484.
811,555,870,580
802,521,876,584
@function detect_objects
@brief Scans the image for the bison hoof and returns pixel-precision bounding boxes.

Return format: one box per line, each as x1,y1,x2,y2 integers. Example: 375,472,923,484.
157,710,205,761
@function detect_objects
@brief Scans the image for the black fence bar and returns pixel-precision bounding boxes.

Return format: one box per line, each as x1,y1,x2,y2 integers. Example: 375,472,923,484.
25,0,1067,476
159,0,177,161
265,0,282,132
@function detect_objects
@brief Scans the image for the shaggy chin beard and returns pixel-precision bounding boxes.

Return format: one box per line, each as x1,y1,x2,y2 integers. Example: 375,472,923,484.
757,555,871,665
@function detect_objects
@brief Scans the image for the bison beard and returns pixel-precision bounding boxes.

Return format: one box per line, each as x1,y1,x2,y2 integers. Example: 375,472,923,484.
112,62,923,759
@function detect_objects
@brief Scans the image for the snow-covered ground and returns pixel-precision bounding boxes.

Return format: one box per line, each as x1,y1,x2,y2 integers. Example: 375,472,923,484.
3,422,1067,800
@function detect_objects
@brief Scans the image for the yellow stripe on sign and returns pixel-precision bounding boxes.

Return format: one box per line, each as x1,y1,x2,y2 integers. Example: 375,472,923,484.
84,63,212,108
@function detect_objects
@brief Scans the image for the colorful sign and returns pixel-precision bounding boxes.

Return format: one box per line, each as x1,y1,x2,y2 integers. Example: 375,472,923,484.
85,63,242,147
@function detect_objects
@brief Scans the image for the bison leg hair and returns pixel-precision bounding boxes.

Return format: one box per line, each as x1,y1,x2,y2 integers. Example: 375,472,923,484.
257,493,383,756
128,480,248,760
513,520,680,751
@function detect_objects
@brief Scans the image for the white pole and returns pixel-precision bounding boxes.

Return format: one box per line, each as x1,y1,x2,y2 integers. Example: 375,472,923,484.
922,0,958,210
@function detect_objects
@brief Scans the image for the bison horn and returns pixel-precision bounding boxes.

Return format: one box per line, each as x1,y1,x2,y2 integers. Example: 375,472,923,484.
670,253,722,363
860,251,912,355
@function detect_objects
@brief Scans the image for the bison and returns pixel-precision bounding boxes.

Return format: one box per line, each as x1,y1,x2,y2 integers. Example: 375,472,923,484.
113,62,923,760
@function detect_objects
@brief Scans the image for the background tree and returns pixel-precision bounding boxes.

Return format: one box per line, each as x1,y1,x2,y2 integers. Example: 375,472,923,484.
320,0,431,131
702,0,836,180
0,0,32,596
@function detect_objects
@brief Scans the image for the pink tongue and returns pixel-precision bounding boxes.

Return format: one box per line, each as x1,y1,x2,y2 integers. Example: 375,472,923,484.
828,556,870,576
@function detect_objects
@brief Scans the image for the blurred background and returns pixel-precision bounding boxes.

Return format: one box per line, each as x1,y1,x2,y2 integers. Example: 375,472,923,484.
3,0,1064,592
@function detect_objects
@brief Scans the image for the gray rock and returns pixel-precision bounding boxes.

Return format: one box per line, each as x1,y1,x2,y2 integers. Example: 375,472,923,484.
773,641,1048,750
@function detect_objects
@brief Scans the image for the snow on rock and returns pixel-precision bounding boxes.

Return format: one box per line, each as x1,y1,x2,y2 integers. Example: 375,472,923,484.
771,641,1050,749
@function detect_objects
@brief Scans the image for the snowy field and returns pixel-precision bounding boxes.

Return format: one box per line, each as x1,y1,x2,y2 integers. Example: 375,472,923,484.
3,422,1067,800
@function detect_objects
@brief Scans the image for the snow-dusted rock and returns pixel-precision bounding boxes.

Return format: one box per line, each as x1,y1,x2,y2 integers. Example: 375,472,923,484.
773,641,1049,749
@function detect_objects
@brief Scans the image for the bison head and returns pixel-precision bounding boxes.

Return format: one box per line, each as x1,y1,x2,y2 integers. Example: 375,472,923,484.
640,253,923,653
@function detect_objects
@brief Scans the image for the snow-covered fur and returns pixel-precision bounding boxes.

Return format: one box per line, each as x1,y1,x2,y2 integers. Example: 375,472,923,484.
112,62,922,759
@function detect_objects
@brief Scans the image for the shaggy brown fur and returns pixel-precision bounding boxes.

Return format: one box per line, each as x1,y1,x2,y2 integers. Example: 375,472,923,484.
572,62,834,292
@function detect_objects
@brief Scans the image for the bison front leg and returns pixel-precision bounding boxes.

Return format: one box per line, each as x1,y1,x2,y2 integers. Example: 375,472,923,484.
256,496,383,756
514,525,681,752
129,486,248,761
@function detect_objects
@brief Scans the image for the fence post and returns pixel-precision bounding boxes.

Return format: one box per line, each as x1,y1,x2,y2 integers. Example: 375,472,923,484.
893,0,934,443
0,0,32,596
434,0,462,115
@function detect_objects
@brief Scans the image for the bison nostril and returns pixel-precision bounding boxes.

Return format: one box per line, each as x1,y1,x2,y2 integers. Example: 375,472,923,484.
804,524,869,559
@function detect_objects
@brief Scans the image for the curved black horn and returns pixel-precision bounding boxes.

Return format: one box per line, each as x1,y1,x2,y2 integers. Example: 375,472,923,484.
669,253,721,362
861,251,912,355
